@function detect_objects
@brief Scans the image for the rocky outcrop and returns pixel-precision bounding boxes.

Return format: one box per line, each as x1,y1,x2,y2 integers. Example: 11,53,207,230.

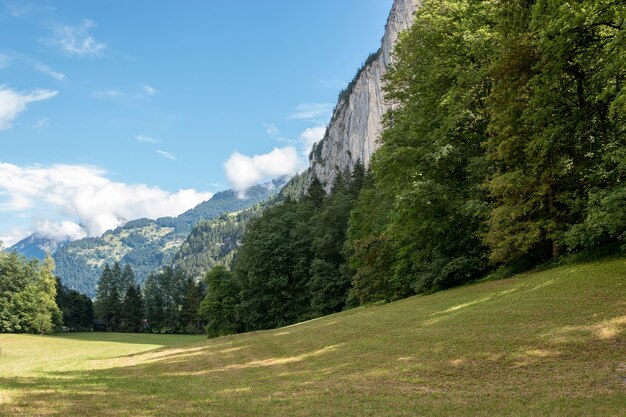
309,0,419,190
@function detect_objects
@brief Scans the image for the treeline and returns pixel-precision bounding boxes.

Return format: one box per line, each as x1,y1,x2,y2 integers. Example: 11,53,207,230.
0,249,93,334
196,167,366,335
194,0,625,336
94,262,145,332
94,263,204,333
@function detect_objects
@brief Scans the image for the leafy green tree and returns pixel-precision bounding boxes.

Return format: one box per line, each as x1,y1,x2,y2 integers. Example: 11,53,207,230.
199,266,240,337
0,252,61,334
356,0,495,295
235,199,313,330
485,0,626,262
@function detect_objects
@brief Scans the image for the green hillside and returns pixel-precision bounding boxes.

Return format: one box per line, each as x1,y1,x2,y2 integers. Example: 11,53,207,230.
2,259,624,416
52,185,279,297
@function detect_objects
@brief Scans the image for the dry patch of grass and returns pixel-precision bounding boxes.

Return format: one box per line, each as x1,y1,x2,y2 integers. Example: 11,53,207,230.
1,259,625,416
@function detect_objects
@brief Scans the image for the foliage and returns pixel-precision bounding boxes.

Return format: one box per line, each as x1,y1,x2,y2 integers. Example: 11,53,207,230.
0,251,62,334
55,278,94,331
199,266,240,337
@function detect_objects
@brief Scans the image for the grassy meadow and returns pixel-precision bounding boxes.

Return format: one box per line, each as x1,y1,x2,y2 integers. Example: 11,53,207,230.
1,259,625,416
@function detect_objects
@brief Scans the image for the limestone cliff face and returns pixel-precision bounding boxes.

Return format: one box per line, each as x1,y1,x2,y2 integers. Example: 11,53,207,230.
309,0,419,190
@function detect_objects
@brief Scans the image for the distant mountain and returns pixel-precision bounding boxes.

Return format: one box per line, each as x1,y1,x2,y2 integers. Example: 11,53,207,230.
172,197,277,280
48,181,286,297
8,235,67,260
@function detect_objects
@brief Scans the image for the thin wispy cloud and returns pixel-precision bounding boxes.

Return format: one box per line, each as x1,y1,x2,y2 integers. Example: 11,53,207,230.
34,64,65,81
49,19,106,57
265,123,279,137
4,1,53,17
93,85,159,102
0,86,57,130
136,135,159,143
289,103,333,120
142,85,158,96
34,118,49,129
0,52,11,69
156,150,176,160
320,79,345,89
92,89,122,99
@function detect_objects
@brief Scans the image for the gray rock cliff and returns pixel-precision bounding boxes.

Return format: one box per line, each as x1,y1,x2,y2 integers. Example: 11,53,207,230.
309,0,419,191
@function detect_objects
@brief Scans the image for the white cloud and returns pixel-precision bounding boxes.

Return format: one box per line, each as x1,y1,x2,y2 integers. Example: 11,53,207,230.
50,19,106,57
34,219,86,241
0,52,11,69
136,135,159,143
142,85,158,96
289,103,333,120
156,150,176,160
299,126,326,154
224,147,299,196
34,64,65,80
0,163,213,239
0,86,58,130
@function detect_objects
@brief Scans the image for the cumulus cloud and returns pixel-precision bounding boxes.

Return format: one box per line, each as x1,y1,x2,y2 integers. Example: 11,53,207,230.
34,219,86,241
299,126,326,154
0,86,57,130
224,147,299,196
49,19,106,57
34,64,65,80
0,163,213,239
289,103,333,120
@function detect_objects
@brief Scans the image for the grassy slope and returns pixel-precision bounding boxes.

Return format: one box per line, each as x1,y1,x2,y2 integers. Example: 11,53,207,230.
1,259,625,416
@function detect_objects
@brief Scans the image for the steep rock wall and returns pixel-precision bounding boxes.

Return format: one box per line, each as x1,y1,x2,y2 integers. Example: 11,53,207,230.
309,0,419,190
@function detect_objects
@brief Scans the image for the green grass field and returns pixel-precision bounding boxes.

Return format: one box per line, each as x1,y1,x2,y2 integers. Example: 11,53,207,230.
1,259,625,416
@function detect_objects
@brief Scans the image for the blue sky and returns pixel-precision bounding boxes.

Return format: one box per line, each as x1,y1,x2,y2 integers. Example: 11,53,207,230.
0,0,394,245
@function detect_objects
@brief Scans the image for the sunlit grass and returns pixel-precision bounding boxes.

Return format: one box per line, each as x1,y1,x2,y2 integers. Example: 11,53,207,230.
1,259,625,416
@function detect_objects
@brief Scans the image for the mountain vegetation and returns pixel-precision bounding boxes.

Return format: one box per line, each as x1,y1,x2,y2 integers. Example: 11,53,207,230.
171,199,274,280
193,0,625,336
50,184,279,297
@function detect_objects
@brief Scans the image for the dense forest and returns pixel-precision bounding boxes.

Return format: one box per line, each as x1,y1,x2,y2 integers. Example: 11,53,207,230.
192,0,625,336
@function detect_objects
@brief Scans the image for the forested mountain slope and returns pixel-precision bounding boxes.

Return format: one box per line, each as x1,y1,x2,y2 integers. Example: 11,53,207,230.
51,184,280,297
